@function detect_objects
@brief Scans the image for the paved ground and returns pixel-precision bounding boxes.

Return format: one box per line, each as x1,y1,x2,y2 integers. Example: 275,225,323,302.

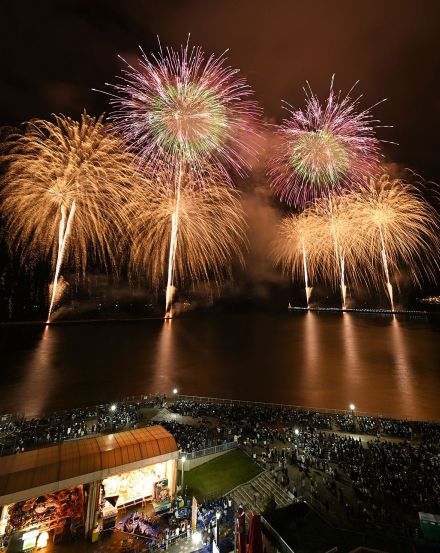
151,409,201,427
14,531,200,553
245,435,415,536
140,408,416,533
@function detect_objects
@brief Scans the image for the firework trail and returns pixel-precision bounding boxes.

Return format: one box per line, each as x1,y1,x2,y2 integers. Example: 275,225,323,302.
164,175,181,316
327,197,347,308
275,179,438,308
48,199,77,317
310,194,388,305
102,39,260,317
273,211,318,307
124,166,247,295
378,224,394,310
1,113,139,321
268,77,384,207
347,173,439,308
275,194,374,305
302,241,312,307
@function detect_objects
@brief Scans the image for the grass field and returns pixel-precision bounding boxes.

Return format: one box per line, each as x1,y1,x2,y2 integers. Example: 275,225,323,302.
184,448,262,499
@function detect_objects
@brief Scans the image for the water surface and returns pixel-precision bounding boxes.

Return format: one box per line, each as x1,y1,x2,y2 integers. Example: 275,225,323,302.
0,311,439,420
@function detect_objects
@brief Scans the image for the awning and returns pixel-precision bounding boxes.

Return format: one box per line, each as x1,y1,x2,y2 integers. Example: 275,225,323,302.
0,425,178,505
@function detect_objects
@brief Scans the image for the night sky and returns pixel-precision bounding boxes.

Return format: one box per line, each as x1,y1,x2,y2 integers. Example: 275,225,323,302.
1,0,439,179
1,0,439,317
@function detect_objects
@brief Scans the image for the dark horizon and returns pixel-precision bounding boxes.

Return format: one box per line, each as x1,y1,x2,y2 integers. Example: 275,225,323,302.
1,0,439,181
1,0,439,320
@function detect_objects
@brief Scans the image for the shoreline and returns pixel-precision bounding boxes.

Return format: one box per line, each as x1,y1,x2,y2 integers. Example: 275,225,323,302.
288,305,432,316
2,393,440,425
1,306,439,326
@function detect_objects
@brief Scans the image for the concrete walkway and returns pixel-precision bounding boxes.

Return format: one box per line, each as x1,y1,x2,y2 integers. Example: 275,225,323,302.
230,470,292,514
29,531,200,553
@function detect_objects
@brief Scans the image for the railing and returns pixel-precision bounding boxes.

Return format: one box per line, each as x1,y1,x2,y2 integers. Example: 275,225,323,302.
2,391,440,432
172,394,440,424
4,390,440,424
180,441,238,460
175,394,389,420
0,412,25,424
261,514,296,553
112,525,193,553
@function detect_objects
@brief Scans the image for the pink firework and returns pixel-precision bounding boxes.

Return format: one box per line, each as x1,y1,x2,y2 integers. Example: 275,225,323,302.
268,79,385,207
100,39,260,178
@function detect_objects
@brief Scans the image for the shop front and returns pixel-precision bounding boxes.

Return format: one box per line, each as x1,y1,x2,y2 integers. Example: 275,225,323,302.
100,458,176,531
0,425,178,551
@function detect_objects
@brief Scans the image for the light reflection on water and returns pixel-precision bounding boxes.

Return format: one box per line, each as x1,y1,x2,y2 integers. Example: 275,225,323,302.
152,319,176,393
16,326,56,416
390,317,415,417
1,312,439,420
342,312,361,397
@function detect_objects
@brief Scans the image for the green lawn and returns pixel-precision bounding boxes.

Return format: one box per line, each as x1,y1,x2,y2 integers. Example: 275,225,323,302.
184,448,262,499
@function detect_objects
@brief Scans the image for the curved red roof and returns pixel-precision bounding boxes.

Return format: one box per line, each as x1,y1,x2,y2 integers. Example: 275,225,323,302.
0,426,178,504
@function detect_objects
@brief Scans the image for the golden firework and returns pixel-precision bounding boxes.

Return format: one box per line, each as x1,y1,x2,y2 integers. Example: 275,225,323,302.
125,166,247,296
1,112,139,319
274,174,438,308
348,174,439,294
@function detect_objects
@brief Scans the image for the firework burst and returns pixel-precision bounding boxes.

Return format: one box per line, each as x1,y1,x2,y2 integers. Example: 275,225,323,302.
274,176,439,308
101,40,260,176
275,196,370,307
273,211,318,306
309,194,373,307
101,39,260,316
268,79,383,207
125,166,247,294
348,173,439,306
1,113,139,320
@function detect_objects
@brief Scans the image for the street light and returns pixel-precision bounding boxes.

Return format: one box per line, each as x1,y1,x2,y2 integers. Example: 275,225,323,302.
294,428,300,436
110,404,117,432
173,388,178,396
181,455,186,495
349,403,356,413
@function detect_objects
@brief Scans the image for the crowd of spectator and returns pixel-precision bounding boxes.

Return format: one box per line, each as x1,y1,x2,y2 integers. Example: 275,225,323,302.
1,395,439,540
157,420,219,452
358,416,413,439
167,399,440,539
0,399,158,455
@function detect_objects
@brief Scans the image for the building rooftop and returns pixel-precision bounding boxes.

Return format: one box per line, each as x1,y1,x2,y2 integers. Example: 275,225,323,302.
0,425,178,504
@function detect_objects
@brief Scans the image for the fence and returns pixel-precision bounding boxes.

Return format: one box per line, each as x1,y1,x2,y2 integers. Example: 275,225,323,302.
180,441,238,461
3,390,440,426
175,394,392,420
110,525,193,553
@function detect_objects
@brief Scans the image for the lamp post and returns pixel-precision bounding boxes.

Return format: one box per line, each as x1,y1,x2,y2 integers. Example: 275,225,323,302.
110,404,117,431
172,389,178,405
181,455,186,495
349,404,356,433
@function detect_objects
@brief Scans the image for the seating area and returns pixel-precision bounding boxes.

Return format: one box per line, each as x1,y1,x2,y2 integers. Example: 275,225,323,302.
116,512,162,544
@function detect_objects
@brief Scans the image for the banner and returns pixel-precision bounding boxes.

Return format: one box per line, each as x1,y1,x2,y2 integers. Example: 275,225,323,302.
191,496,198,530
